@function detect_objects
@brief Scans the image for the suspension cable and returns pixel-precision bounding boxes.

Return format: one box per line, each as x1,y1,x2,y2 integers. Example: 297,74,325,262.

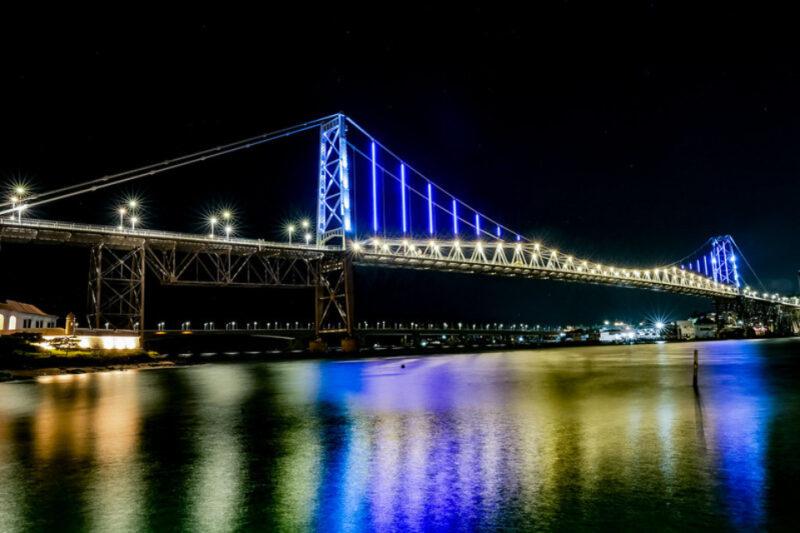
729,237,767,291
0,114,338,216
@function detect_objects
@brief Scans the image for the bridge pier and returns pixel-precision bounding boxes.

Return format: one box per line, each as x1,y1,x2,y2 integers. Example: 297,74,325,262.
314,255,356,343
86,243,145,335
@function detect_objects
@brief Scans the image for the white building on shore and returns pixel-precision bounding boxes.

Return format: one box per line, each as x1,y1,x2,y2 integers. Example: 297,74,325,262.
0,300,57,332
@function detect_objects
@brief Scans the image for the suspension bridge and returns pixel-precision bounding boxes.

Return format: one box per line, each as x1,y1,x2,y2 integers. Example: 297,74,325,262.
1,113,798,342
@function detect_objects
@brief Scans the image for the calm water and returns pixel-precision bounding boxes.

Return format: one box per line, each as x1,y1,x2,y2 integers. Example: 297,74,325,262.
2,339,800,531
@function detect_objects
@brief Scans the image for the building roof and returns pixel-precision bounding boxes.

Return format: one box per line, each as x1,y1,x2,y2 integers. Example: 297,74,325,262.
0,300,56,317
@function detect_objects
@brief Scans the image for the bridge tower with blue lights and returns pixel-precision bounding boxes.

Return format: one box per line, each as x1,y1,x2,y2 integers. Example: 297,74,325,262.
316,114,353,250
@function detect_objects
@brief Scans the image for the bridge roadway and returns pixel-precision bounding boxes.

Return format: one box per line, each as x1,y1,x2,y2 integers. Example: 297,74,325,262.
2,218,799,308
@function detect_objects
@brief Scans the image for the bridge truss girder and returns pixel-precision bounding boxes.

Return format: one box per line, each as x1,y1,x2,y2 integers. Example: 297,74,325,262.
85,241,353,337
145,246,316,288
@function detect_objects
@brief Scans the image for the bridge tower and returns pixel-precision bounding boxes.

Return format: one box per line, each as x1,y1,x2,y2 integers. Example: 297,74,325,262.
710,235,740,287
314,114,355,338
316,114,353,249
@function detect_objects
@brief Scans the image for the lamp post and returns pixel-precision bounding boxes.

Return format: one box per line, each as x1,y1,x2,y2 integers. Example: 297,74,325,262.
209,216,218,238
304,232,311,246
9,195,18,221
225,225,232,241
12,186,26,222
118,207,126,230
287,224,295,245
130,215,139,231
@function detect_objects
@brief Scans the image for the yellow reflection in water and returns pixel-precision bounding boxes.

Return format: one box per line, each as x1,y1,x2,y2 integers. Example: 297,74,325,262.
87,371,144,533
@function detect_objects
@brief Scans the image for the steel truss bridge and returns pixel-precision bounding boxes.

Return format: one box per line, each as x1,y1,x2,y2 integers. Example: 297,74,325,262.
2,113,799,338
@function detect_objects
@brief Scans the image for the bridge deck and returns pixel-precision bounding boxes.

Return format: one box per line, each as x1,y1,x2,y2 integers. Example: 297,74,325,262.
3,219,798,308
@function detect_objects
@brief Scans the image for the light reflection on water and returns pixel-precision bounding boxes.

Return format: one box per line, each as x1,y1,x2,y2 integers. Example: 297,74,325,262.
1,339,799,530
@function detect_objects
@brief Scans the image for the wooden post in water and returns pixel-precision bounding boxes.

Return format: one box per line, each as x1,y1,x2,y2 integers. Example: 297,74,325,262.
693,349,699,389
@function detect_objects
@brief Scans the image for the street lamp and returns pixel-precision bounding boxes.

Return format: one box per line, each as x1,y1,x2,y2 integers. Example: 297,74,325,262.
222,210,232,222
8,195,18,221
209,216,218,238
130,215,139,231
225,225,232,240
128,199,138,210
287,224,295,244
118,207,127,229
304,232,311,245
301,219,310,230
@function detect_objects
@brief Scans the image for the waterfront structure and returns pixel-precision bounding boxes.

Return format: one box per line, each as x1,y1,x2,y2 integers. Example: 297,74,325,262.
0,300,57,332
676,317,718,340
0,114,798,341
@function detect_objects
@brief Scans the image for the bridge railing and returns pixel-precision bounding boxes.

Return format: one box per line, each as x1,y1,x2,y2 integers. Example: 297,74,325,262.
0,218,337,253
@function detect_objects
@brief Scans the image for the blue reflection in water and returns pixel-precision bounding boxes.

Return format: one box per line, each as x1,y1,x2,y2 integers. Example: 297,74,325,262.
701,341,772,529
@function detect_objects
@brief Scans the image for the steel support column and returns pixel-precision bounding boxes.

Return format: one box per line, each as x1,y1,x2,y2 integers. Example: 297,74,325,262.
315,255,355,336
87,243,146,331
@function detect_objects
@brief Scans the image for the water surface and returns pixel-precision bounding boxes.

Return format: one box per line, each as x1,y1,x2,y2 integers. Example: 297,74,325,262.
2,339,800,531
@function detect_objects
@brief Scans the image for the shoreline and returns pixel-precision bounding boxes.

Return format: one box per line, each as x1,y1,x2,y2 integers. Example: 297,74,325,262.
3,336,798,382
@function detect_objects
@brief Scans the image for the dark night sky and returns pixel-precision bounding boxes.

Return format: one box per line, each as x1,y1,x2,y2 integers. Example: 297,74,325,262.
0,7,798,327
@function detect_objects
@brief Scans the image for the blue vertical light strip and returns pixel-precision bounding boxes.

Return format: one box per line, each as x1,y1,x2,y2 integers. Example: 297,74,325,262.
704,255,709,276
516,234,521,242
427,182,434,235
711,254,718,282
722,245,731,284
371,141,378,233
496,225,501,238
475,213,481,237
731,254,740,287
400,164,407,234
338,118,352,234
696,259,700,272
452,199,458,235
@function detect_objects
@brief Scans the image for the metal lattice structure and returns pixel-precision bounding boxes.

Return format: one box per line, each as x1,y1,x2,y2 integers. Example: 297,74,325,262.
315,256,355,335
146,246,316,288
317,114,352,249
87,243,145,332
710,235,740,287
